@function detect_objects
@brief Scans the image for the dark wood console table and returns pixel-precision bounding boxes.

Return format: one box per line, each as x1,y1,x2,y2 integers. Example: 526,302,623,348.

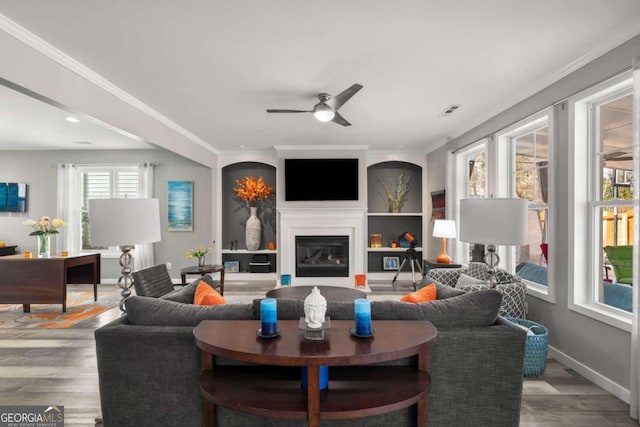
194,319,437,427
0,253,100,312
180,264,225,295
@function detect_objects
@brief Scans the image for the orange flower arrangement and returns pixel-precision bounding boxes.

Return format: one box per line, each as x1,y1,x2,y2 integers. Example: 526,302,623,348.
234,176,274,205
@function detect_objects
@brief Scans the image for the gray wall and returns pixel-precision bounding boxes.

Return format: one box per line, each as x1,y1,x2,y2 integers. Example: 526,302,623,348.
427,34,640,394
0,148,213,280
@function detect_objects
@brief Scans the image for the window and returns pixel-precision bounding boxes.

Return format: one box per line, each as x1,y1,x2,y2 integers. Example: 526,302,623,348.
453,141,487,264
570,72,634,330
81,166,140,251
497,110,554,301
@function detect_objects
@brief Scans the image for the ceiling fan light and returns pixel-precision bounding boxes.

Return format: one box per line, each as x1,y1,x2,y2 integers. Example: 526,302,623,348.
313,104,335,122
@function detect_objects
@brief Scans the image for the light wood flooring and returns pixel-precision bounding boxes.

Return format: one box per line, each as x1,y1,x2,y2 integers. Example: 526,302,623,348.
0,282,638,426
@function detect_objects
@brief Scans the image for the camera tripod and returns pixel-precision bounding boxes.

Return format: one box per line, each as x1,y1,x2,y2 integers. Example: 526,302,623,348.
392,246,424,291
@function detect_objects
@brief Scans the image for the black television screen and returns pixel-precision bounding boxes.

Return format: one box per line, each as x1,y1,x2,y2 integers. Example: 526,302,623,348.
285,158,359,201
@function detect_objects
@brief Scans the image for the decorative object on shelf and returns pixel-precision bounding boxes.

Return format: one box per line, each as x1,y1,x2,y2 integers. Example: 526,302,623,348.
23,216,65,258
259,298,278,337
167,181,193,231
383,256,400,271
280,274,291,286
353,298,373,337
186,246,212,268
431,189,446,220
224,260,240,273
89,198,161,311
379,174,411,213
432,219,457,264
234,176,274,251
369,233,382,248
459,198,528,288
268,241,276,250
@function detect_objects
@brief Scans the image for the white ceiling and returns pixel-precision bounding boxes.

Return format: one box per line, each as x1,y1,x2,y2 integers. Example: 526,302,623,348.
1,1,640,154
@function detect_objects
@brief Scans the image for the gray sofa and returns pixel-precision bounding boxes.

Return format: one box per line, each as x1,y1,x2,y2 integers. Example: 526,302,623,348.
95,281,527,427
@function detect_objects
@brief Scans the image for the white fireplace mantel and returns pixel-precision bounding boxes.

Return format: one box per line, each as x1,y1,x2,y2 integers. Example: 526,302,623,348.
277,207,367,286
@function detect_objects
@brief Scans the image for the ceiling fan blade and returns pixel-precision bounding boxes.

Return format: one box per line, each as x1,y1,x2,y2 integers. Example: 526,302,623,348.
331,112,351,127
327,84,363,111
266,109,311,113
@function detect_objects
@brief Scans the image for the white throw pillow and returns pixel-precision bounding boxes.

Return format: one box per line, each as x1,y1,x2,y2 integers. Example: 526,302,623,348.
456,273,488,288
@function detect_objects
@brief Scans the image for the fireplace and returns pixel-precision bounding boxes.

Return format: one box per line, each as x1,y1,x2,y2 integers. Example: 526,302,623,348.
296,236,349,277
278,208,366,286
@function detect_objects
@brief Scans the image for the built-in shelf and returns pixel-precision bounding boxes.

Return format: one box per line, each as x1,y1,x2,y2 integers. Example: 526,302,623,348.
367,247,423,252
367,213,422,217
221,249,277,254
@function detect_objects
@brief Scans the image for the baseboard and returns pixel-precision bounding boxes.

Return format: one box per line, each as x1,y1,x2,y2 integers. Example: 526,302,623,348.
548,345,630,403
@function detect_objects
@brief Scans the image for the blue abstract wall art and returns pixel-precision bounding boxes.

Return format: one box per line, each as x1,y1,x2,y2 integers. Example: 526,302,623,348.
167,180,193,231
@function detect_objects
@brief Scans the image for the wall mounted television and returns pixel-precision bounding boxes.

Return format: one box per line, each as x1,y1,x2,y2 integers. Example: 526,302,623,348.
285,158,359,201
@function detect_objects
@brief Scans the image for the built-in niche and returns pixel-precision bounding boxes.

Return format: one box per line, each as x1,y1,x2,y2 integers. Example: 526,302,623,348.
221,162,276,273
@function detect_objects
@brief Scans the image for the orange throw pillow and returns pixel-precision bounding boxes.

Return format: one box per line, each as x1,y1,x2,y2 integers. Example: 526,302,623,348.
194,280,226,306
400,283,437,303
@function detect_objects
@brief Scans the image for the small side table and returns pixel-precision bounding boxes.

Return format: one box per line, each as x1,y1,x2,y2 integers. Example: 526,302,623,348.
423,259,462,274
180,265,225,295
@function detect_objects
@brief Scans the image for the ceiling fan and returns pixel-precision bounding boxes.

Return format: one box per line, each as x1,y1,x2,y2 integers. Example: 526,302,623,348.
266,83,363,126
604,151,633,162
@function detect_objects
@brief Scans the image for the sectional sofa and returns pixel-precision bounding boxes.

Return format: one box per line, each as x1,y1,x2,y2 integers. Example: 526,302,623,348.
94,280,527,427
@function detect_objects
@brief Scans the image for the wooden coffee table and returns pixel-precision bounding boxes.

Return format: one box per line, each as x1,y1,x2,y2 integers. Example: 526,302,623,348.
194,319,437,427
266,285,366,302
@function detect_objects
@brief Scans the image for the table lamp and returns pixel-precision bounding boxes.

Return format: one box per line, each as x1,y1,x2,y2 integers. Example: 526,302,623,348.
89,198,161,311
432,220,456,264
459,198,528,287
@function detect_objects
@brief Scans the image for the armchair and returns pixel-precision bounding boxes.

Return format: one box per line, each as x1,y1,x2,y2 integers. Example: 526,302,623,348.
603,245,633,285
132,264,176,298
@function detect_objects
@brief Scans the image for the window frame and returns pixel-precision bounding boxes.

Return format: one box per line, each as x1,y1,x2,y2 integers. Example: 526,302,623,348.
496,108,555,303
569,72,633,332
453,140,488,265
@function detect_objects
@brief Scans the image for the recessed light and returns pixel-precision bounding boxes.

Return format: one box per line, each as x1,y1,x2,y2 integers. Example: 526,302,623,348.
73,141,91,145
65,116,80,123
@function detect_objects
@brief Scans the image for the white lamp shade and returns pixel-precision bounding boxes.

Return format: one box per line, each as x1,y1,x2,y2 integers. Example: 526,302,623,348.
89,198,161,246
459,198,528,246
433,220,457,238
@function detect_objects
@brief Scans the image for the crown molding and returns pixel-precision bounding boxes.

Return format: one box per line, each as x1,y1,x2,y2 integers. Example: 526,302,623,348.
0,13,218,155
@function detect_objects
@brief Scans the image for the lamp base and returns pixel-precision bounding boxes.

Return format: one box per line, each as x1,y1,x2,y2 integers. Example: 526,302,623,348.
484,244,499,288
117,245,135,311
436,238,451,264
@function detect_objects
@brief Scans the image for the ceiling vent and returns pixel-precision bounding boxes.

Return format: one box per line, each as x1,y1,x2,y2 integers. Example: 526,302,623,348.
439,104,461,117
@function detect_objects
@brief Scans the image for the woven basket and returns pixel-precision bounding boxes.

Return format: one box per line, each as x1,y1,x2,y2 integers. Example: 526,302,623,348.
507,317,549,378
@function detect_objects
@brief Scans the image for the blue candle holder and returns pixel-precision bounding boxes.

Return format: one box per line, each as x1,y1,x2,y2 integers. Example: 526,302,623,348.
260,298,278,336
354,298,372,336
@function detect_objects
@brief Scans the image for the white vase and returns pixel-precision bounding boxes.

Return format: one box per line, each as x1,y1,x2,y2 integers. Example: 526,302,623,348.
245,206,261,251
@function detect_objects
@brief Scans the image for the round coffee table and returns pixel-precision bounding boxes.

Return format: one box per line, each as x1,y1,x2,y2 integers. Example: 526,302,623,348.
266,285,366,302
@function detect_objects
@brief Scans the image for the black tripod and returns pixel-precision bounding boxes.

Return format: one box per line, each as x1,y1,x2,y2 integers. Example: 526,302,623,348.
392,245,424,290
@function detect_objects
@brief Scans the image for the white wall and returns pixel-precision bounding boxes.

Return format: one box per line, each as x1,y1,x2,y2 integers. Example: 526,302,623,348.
426,33,640,398
0,149,213,280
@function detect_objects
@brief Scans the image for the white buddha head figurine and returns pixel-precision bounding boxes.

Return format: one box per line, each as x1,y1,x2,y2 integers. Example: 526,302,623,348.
304,286,327,329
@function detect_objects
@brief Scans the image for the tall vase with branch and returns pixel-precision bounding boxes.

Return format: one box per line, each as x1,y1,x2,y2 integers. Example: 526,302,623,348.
379,174,412,213
234,176,274,251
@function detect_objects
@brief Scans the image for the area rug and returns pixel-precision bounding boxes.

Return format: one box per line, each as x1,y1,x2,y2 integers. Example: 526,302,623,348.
0,284,121,329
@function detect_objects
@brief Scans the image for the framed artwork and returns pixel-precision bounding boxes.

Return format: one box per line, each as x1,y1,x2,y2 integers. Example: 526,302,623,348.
383,256,400,271
167,181,193,231
0,182,27,212
431,189,445,220
224,260,240,273
369,233,382,248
